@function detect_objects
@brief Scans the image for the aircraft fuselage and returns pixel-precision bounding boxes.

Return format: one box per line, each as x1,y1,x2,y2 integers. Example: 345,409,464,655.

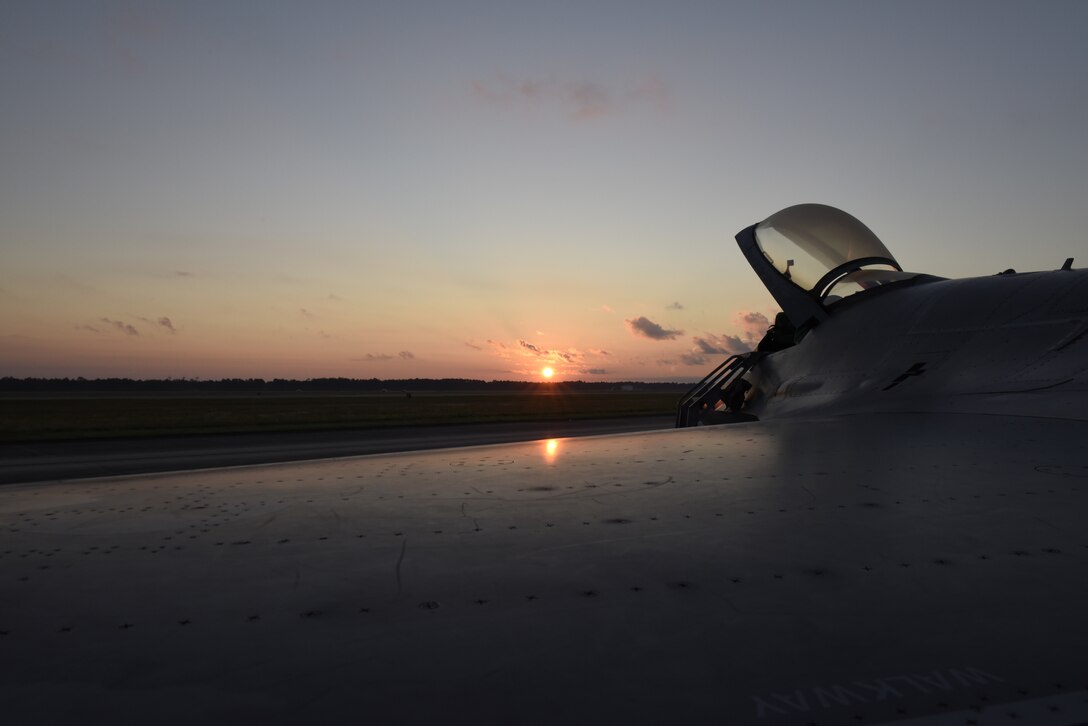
747,268,1088,421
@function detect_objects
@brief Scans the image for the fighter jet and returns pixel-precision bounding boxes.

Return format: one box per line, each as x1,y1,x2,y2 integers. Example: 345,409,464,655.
680,203,1086,426
2,204,1086,725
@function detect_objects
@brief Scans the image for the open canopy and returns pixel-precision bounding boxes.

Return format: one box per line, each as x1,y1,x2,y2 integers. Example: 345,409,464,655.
736,204,920,330
754,204,900,295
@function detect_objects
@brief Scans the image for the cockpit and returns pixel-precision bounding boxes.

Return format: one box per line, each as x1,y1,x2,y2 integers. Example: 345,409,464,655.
736,204,934,332
674,201,931,428
678,204,937,427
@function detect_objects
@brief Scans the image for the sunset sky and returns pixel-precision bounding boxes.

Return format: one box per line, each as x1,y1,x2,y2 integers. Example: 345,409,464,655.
3,1,1086,381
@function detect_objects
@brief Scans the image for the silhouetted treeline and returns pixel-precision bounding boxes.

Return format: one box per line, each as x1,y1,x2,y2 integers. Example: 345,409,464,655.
0,377,690,393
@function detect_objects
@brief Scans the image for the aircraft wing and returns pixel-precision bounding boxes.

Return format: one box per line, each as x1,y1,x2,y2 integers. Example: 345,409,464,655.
3,413,1087,725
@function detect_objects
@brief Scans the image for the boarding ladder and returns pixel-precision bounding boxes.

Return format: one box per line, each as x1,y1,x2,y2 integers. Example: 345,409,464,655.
675,353,758,428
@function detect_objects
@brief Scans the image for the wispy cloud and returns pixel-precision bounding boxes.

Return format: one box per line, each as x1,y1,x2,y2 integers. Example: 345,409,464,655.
74,324,101,334
105,5,170,74
57,275,103,297
353,350,416,362
582,368,608,375
471,75,669,122
299,308,315,319
626,316,683,341
328,294,342,302
485,340,511,360
516,339,584,364
174,270,193,277
567,81,610,120
136,315,178,334
100,317,139,336
464,341,483,351
667,301,685,310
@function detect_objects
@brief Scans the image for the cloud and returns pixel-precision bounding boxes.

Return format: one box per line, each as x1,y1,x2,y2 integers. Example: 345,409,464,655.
631,76,669,110
471,75,670,122
626,316,683,341
601,305,614,314
667,302,685,310
672,311,774,367
74,324,101,334
354,351,414,362
100,317,139,336
486,339,511,359
737,311,772,344
673,332,752,367
516,339,585,365
328,294,342,302
693,333,747,356
105,5,170,74
57,275,103,297
174,270,193,277
568,82,610,120
464,341,483,351
674,313,772,366
518,339,544,355
582,368,608,375
136,315,178,334
590,348,611,357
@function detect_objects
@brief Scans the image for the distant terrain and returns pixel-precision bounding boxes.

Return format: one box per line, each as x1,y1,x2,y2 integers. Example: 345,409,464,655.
0,378,689,442
0,376,688,394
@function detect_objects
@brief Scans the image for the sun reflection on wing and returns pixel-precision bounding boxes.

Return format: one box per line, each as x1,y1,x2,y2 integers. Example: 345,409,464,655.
543,438,560,463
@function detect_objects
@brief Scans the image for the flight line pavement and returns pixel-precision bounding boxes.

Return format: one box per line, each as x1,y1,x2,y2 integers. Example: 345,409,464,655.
0,415,674,485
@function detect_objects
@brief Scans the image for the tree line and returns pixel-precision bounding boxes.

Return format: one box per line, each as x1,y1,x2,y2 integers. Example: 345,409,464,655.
0,377,690,393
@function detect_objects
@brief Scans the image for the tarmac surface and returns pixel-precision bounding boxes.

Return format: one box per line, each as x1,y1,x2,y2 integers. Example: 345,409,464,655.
0,415,673,485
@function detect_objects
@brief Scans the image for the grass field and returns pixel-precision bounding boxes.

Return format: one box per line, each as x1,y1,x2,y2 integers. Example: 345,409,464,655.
0,392,681,442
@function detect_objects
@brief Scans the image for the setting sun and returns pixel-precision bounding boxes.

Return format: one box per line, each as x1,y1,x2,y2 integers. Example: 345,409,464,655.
541,367,555,379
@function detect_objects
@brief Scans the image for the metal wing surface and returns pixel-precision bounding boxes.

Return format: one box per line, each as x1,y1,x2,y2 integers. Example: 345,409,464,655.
2,414,1087,725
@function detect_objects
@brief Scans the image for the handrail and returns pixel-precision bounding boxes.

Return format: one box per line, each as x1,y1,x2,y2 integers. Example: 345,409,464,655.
675,353,756,428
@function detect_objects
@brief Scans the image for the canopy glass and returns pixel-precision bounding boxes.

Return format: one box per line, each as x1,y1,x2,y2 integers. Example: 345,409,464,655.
754,204,900,295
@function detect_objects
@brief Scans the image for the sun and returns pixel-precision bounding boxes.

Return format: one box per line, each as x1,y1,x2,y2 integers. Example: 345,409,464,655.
541,367,555,379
